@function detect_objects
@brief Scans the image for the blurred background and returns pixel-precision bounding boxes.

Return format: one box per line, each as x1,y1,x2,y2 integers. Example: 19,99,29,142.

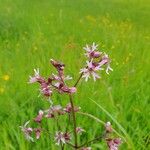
0,0,149,149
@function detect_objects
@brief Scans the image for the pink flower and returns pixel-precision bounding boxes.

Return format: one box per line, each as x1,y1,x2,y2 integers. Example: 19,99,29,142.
55,131,71,145
34,110,44,123
20,121,34,142
64,103,81,113
29,69,53,97
50,59,65,72
80,60,103,81
106,138,122,150
55,131,65,145
40,82,53,97
81,147,92,150
54,82,77,94
99,53,113,74
76,127,86,134
52,73,72,81
63,132,71,142
45,105,65,118
105,122,113,133
84,43,102,59
29,68,40,83
50,59,76,94
34,128,42,139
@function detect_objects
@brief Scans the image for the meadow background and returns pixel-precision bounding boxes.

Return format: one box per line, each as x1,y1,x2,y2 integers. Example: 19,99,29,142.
0,0,149,149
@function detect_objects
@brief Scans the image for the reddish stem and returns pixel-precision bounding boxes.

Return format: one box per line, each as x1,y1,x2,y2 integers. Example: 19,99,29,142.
69,94,78,149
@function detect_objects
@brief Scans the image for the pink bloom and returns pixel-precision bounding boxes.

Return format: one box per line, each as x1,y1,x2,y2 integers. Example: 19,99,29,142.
50,59,65,72
54,82,77,94
63,132,71,142
20,121,34,142
29,68,40,83
76,127,86,134
29,69,53,97
45,105,65,118
106,138,122,150
99,53,113,74
105,122,113,133
50,60,76,94
64,103,81,113
40,82,52,97
81,147,92,150
60,86,77,94
84,43,102,59
34,110,44,123
55,131,65,145
52,73,72,81
34,128,42,139
55,131,71,145
54,131,71,145
80,60,103,81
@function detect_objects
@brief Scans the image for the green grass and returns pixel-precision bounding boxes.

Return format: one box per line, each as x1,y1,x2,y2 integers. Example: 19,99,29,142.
0,0,149,149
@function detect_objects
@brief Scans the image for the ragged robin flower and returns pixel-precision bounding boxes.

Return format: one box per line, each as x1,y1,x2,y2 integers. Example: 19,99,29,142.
84,42,102,59
55,131,71,145
81,43,113,81
106,138,122,150
20,121,34,142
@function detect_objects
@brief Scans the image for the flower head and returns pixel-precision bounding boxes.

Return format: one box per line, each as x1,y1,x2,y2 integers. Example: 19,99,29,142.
105,122,113,133
84,42,102,59
99,53,113,74
64,103,81,113
29,68,40,83
45,105,65,118
106,138,122,150
76,127,86,134
20,121,34,142
40,82,53,97
50,59,65,73
29,68,53,97
34,110,44,123
54,82,77,94
34,128,42,139
55,131,71,145
3,75,10,81
80,59,103,81
81,43,113,81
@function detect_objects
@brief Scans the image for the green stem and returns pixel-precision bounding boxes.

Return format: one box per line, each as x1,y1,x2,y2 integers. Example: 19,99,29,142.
74,73,83,87
69,94,78,149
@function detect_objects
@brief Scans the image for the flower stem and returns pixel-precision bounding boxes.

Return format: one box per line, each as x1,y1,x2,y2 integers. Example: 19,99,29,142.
77,135,103,149
69,94,78,149
74,73,83,87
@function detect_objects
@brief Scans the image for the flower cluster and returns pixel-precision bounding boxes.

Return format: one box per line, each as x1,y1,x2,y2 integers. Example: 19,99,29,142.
55,131,71,145
80,43,113,81
19,121,42,142
20,43,122,150
106,138,122,150
29,59,76,97
104,122,122,150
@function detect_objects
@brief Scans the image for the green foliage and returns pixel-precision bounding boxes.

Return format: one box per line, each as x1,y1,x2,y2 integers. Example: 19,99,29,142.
0,0,149,149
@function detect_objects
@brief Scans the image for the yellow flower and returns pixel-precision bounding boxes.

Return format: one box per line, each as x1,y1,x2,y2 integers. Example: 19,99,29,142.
3,75,10,81
0,87,4,93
